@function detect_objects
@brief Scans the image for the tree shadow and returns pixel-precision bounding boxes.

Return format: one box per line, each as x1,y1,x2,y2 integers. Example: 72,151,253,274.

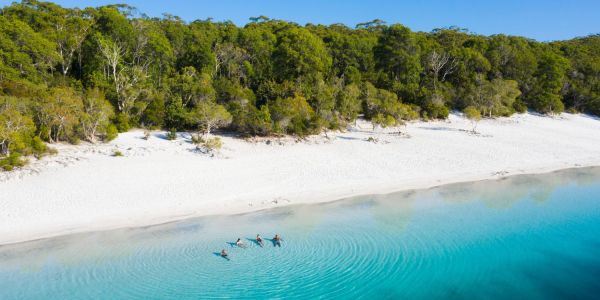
417,126,464,132
336,135,364,141
153,132,172,140
579,113,600,121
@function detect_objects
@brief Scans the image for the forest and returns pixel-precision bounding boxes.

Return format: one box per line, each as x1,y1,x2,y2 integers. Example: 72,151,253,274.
1,0,600,170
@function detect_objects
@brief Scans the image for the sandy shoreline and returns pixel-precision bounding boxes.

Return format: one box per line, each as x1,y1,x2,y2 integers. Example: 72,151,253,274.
1,112,600,245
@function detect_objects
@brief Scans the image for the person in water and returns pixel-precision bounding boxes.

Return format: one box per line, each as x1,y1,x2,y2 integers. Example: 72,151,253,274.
220,249,228,258
236,238,246,248
273,234,282,247
256,234,264,246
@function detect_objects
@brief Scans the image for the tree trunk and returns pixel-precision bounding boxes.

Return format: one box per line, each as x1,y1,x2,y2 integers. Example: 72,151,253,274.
0,140,8,156
205,123,212,137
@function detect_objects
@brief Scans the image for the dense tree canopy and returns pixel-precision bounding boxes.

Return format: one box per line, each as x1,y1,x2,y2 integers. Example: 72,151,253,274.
1,0,600,169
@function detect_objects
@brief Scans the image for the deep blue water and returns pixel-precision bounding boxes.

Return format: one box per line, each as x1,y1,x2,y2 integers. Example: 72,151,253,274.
1,167,600,299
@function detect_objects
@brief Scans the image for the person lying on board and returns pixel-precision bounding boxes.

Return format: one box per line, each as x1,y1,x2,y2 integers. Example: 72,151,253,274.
256,234,264,247
236,238,247,248
273,234,283,247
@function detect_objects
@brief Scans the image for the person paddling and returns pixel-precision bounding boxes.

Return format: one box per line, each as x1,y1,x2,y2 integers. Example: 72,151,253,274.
256,234,264,247
220,249,228,258
236,238,247,248
273,234,282,247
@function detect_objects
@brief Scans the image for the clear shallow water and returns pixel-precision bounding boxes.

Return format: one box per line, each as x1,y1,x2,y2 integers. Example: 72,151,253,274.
1,168,600,299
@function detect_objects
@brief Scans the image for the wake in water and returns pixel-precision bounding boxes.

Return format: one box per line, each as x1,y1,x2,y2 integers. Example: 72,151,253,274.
1,168,600,299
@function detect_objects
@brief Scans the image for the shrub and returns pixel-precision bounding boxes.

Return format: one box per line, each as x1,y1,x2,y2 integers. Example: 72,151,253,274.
513,99,527,113
192,135,223,152
68,136,80,145
104,124,118,142
463,106,482,133
203,136,223,150
166,128,177,140
31,136,47,153
112,150,123,157
114,113,130,132
0,153,26,171
269,94,316,136
423,102,449,119
228,103,273,136
566,107,579,114
31,136,54,158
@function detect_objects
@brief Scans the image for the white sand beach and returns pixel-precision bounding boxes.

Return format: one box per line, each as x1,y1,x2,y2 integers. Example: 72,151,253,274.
1,112,600,245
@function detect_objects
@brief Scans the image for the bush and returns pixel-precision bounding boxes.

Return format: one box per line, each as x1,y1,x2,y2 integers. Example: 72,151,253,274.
513,99,527,113
112,150,123,157
203,136,223,150
0,153,26,171
31,136,47,153
68,136,80,145
164,97,188,130
31,136,55,158
463,106,482,133
104,124,118,142
38,126,50,141
142,97,166,128
423,102,449,119
114,113,130,132
269,94,316,136
192,135,223,152
166,128,177,140
228,103,273,136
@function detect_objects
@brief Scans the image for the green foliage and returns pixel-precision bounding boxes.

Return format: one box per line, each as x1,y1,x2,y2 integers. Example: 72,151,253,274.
189,101,232,135
141,95,165,128
465,77,521,117
0,152,26,171
164,96,188,130
31,136,48,156
556,35,600,115
269,94,316,136
362,82,419,126
81,88,114,142
166,128,177,140
422,102,449,120
525,51,569,114
273,26,332,81
104,124,118,142
193,135,223,152
0,1,599,170
336,83,362,124
374,24,422,99
463,105,482,133
229,102,272,136
463,106,481,120
513,99,528,113
112,149,123,157
37,86,84,142
114,113,130,132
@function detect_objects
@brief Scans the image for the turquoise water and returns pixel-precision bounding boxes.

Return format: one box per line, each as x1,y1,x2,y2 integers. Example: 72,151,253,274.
1,168,600,299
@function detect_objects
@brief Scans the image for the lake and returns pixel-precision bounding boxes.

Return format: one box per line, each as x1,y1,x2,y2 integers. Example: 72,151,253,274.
1,167,600,299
